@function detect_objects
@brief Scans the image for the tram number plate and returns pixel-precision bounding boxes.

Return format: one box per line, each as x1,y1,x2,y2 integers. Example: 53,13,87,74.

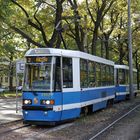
42,93,52,97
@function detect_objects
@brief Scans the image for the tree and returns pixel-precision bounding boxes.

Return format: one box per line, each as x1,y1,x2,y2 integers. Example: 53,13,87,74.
66,0,85,51
0,41,23,90
86,0,115,55
100,7,119,59
1,0,67,48
1,0,140,65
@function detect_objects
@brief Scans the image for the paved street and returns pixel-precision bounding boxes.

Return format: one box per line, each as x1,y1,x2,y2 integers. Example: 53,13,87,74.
0,98,22,124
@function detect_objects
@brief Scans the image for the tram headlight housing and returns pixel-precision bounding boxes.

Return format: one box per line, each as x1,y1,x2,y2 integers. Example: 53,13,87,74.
23,99,32,105
41,100,54,105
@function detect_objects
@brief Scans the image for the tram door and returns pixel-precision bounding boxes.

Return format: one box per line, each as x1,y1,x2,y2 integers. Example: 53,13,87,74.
61,57,81,120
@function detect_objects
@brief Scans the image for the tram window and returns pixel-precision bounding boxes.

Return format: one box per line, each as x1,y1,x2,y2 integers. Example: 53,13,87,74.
118,69,125,84
101,64,106,86
125,70,129,84
110,66,114,85
23,56,53,91
63,57,73,88
32,65,51,88
24,63,52,91
80,59,88,88
88,61,95,87
54,57,61,91
106,65,110,85
133,72,137,84
96,63,101,87
116,69,119,85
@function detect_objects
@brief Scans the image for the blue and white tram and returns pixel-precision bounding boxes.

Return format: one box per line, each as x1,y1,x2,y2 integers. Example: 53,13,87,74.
114,65,137,101
22,48,116,125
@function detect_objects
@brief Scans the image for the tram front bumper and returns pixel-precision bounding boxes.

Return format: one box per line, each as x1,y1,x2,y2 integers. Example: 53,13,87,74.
22,105,53,111
22,107,61,122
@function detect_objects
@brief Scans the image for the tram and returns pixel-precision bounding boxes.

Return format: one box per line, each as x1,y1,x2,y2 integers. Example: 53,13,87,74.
22,48,116,125
114,65,138,101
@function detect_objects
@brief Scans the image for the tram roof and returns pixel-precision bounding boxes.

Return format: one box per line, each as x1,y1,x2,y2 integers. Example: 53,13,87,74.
115,65,137,72
25,48,114,66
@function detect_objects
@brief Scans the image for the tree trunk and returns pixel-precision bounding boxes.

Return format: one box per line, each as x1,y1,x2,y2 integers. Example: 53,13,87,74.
49,1,63,48
9,62,13,91
91,28,98,55
135,50,139,90
9,54,14,91
104,34,110,59
119,46,125,64
100,36,104,58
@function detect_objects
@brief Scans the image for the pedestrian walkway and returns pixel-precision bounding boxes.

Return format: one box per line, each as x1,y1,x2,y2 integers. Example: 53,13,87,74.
0,98,22,124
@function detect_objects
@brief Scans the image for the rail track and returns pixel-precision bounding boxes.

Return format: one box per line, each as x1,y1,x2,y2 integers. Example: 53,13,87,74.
0,124,30,136
0,98,74,139
88,103,140,140
0,98,140,139
0,118,73,140
24,123,73,140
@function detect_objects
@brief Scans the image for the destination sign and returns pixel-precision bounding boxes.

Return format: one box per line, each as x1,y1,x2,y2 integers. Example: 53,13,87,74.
27,57,51,63
36,57,48,62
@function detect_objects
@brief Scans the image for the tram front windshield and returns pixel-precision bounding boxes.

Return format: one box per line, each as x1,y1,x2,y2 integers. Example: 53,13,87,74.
23,57,53,91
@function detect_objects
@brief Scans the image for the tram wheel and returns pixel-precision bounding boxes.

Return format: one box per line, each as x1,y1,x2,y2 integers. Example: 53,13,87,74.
84,106,89,115
81,106,89,116
107,99,114,107
135,92,137,97
126,94,130,100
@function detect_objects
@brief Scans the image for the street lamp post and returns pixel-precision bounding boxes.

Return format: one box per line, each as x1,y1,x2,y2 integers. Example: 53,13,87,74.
128,0,134,99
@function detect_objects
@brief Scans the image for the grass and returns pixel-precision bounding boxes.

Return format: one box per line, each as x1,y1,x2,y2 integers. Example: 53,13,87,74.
0,91,22,98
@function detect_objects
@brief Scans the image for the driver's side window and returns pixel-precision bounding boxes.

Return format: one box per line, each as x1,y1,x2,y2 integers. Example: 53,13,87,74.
63,57,73,88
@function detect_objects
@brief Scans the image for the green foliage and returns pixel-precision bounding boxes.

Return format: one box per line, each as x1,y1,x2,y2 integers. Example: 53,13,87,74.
0,0,140,66
0,91,22,98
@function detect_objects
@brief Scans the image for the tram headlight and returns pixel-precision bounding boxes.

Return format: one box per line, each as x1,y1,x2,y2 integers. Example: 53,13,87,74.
41,100,54,105
23,99,32,105
46,100,50,105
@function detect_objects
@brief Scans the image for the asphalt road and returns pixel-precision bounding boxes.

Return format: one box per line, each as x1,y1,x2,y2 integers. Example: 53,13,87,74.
0,98,22,124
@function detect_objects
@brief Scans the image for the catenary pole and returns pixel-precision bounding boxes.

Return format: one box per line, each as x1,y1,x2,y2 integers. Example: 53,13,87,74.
128,0,134,99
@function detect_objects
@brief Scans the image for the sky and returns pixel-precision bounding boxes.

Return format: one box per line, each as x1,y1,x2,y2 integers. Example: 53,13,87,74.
78,0,84,4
